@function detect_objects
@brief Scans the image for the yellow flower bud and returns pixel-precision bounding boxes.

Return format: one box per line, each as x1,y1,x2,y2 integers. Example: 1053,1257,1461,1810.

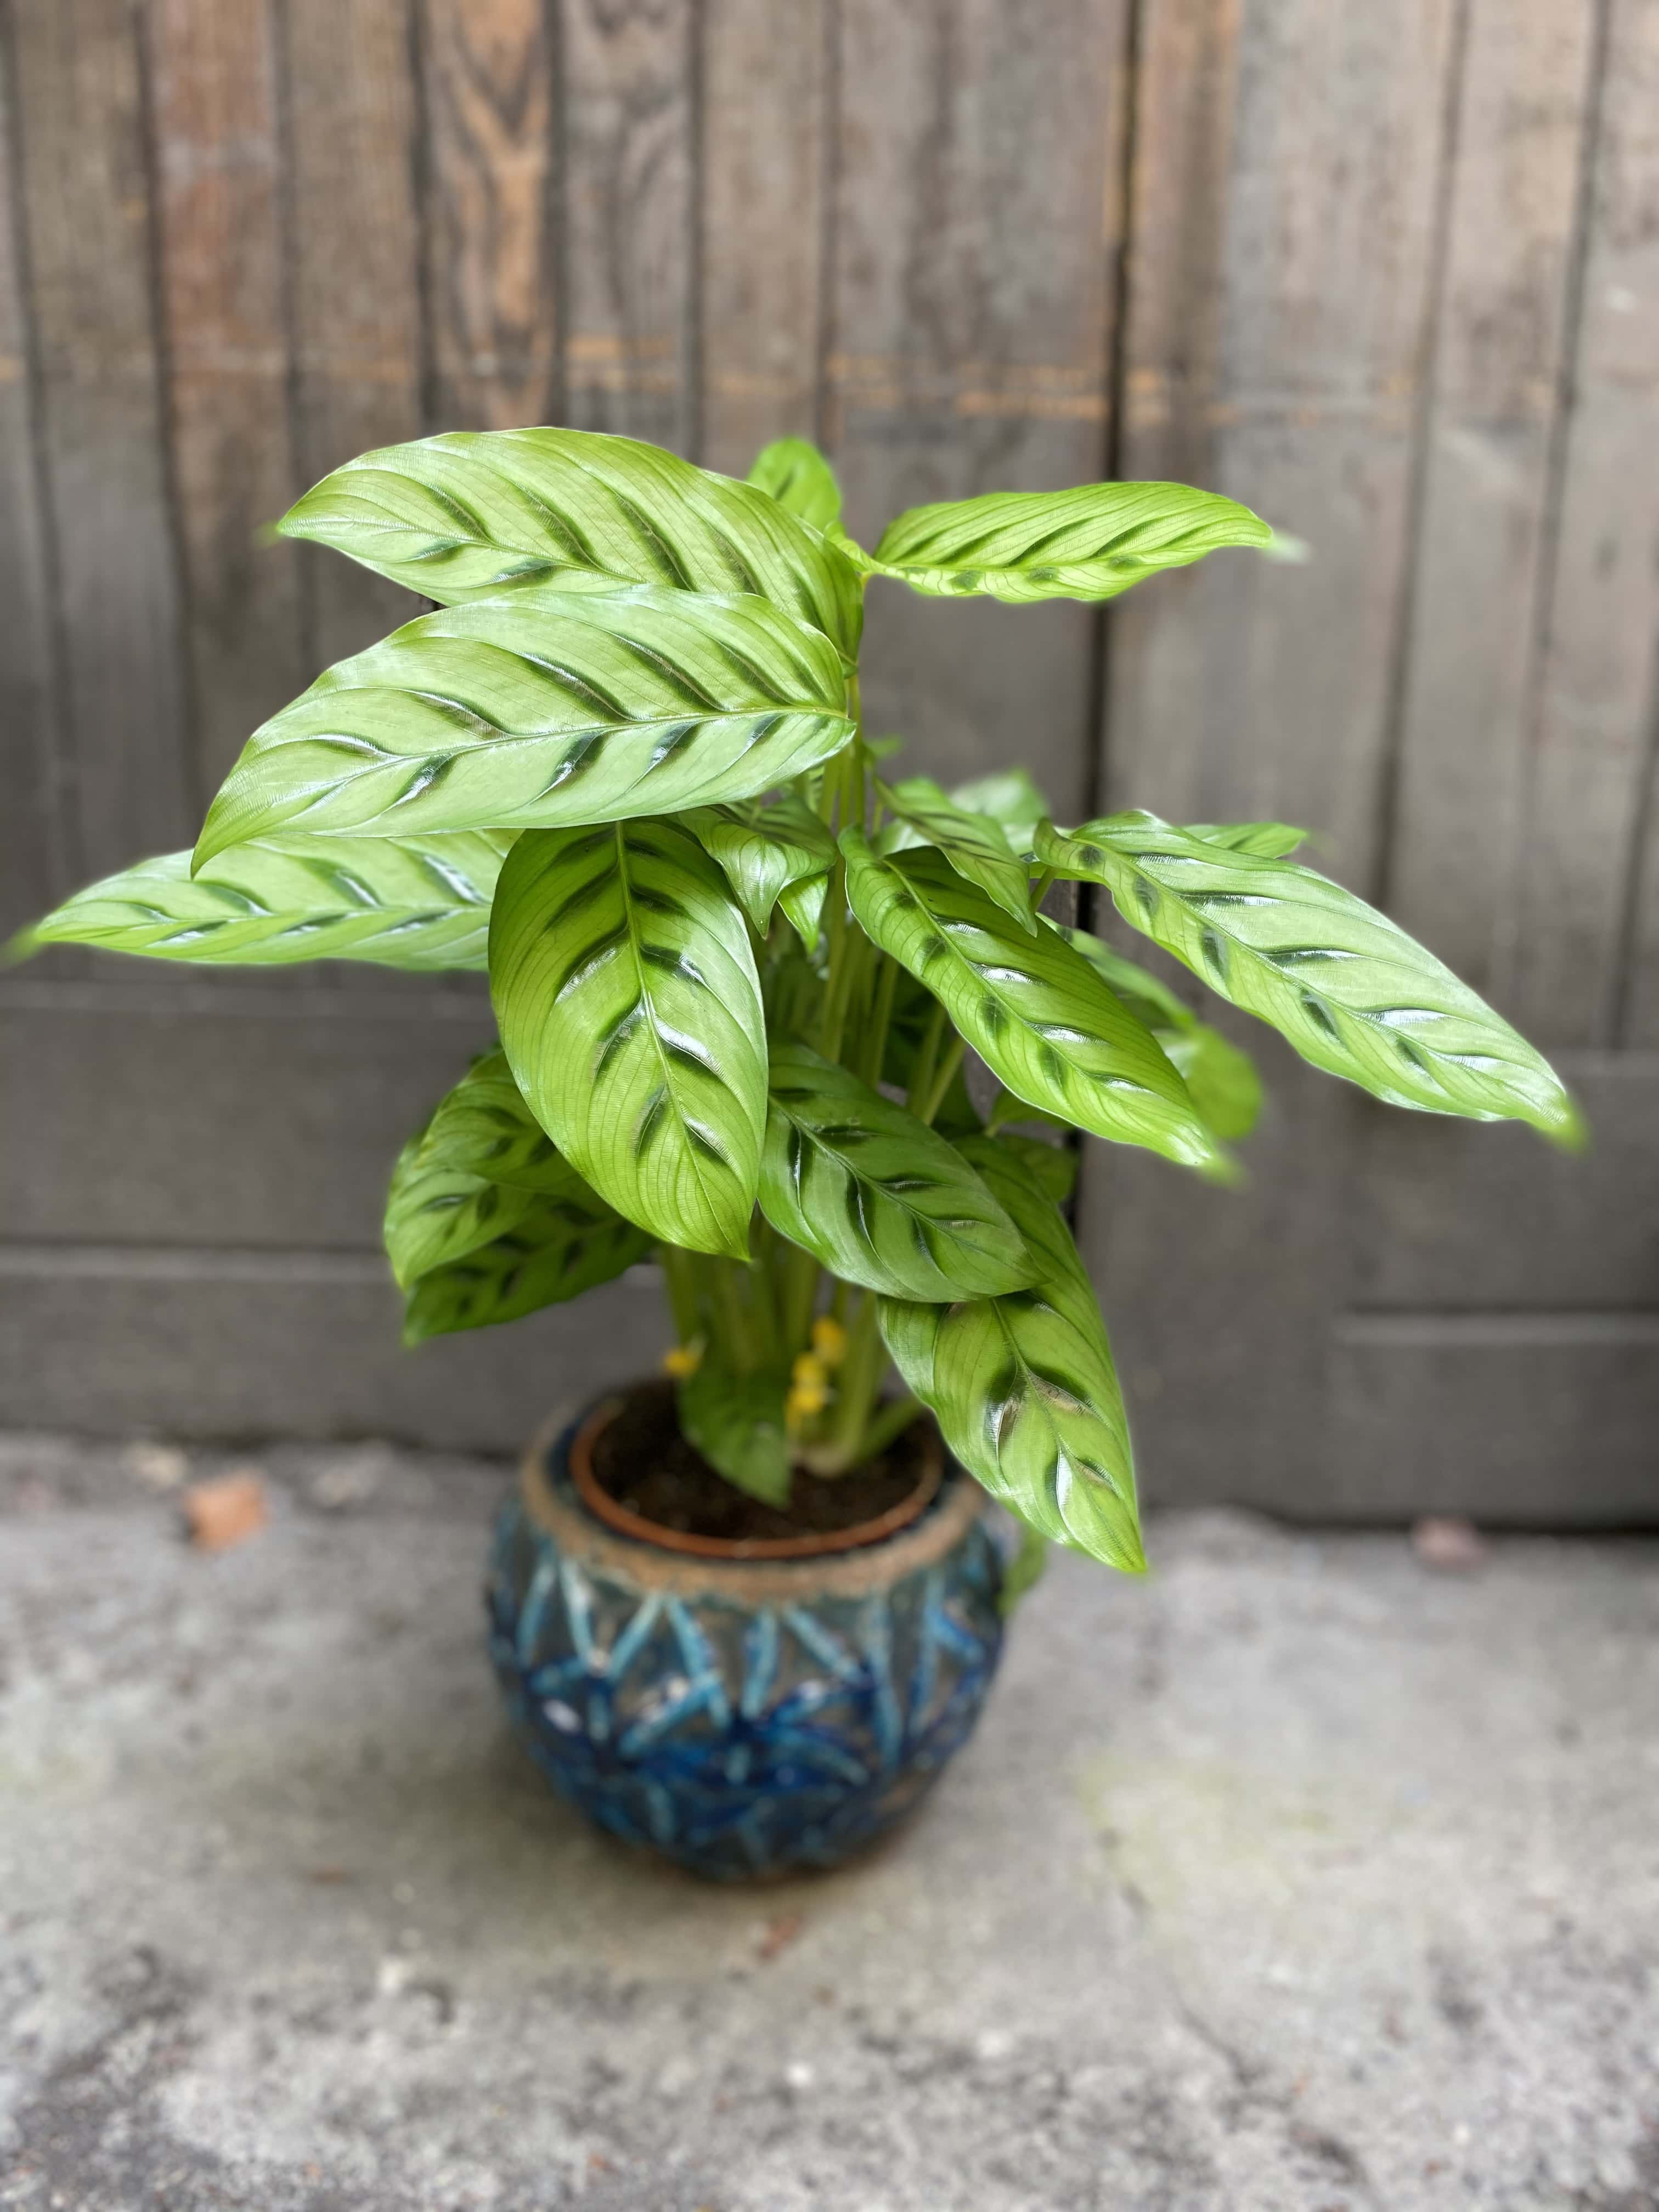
662,1342,702,1379
791,1351,829,1391
810,1316,849,1367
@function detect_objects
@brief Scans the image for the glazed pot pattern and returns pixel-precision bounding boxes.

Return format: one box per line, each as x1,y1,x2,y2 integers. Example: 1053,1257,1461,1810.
486,1402,1005,1881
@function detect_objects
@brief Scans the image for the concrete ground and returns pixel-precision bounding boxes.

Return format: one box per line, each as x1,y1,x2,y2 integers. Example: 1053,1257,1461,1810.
1,1432,1655,2212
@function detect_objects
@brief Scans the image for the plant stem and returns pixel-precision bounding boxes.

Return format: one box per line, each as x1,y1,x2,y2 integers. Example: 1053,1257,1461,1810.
917,1032,967,1127
657,1242,701,1345
858,1391,923,1459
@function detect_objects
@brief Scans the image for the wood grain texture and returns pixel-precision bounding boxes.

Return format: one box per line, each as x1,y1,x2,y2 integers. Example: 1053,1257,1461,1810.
1081,0,1462,1508
0,1254,666,1446
1512,0,1659,1045
1385,0,1599,999
0,14,66,933
283,0,425,668
422,0,558,431
1329,1313,1659,1523
561,0,694,450
151,0,306,788
830,0,1129,815
698,0,828,478
9,0,194,876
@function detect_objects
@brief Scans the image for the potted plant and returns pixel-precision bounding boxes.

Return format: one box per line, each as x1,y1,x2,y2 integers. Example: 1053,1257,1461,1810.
16,429,1579,1880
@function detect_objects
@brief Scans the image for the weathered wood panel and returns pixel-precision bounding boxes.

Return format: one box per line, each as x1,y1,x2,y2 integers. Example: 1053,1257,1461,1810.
9,0,194,874
422,0,558,431
1511,0,1659,1045
1082,0,1462,1504
0,15,65,933
561,0,694,450
698,0,829,478
1385,0,1599,999
830,0,1129,816
283,0,426,668
151,0,306,788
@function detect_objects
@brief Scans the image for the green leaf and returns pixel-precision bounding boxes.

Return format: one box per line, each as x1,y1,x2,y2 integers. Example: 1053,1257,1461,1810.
1187,820,1309,859
870,480,1272,604
877,775,1039,931
998,1523,1050,1617
405,1047,574,1192
1038,813,1582,1146
384,1132,539,1290
759,1041,1039,1300
15,832,510,970
489,820,768,1259
278,426,864,658
195,588,856,866
403,1192,650,1343
880,972,981,1137
1054,924,1262,1142
746,436,843,533
842,832,1221,1172
878,1136,1142,1572
684,793,836,947
951,768,1053,857
990,1131,1077,1203
679,1360,792,1507
1157,1024,1263,1143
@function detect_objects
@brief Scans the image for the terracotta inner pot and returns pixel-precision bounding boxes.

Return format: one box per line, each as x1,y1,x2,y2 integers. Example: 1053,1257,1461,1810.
568,1393,945,1563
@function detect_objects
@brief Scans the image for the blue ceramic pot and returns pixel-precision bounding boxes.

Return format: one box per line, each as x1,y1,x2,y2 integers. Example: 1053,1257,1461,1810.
486,1392,1005,1881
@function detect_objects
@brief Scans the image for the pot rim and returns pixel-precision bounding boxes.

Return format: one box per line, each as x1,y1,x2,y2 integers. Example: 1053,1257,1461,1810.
569,1391,944,1561
520,1391,988,1603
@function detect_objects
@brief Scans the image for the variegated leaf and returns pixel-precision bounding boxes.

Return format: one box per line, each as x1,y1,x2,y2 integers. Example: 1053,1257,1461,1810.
489,820,768,1259
16,832,509,970
878,1136,1142,1572
684,793,836,948
195,588,855,865
278,426,864,658
383,1131,538,1290
877,774,1039,930
870,481,1272,604
759,1042,1037,1300
1038,813,1582,1146
403,1194,651,1342
842,831,1220,1172
405,1047,573,1193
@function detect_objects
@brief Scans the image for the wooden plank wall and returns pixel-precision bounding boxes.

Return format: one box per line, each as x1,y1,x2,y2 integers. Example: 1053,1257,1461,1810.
0,0,1653,1510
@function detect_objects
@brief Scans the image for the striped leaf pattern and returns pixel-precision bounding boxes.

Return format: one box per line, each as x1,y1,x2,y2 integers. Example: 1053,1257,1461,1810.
842,831,1221,1172
404,1048,574,1192
489,821,769,1259
1039,814,1582,1145
684,794,836,947
17,832,509,970
384,1133,541,1291
278,427,864,658
878,1137,1143,1573
746,436,843,534
759,1042,1037,1300
1056,924,1262,1142
403,1194,651,1344
870,481,1273,604
195,589,855,866
877,775,1039,930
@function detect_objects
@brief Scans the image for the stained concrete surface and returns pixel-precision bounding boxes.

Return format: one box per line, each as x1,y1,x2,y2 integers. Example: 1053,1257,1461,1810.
1,1431,1655,2211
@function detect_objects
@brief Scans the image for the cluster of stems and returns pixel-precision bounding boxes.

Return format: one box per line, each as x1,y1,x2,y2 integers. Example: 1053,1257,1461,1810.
652,696,971,1477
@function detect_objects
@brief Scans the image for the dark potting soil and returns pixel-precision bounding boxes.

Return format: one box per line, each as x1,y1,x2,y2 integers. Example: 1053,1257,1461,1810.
588,1379,928,1544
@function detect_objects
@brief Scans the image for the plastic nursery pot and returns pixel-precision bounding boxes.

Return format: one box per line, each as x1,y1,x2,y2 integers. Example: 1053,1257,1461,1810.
486,1384,1006,1881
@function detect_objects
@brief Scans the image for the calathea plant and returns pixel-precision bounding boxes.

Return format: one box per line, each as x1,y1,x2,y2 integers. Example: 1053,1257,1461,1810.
17,430,1580,1576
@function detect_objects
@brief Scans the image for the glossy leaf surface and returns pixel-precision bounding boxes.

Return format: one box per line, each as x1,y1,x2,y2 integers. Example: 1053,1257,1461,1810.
842,832,1220,1171
383,1133,539,1291
871,481,1272,603
1187,820,1309,859
877,775,1038,930
403,1190,650,1342
990,1131,1077,1204
1056,924,1262,1141
196,589,855,865
278,427,864,657
1039,814,1581,1144
679,1360,792,1507
18,832,509,970
746,436,842,533
684,794,836,946
951,768,1052,857
405,1047,574,1193
878,1137,1142,1572
759,1042,1037,1300
490,821,768,1258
